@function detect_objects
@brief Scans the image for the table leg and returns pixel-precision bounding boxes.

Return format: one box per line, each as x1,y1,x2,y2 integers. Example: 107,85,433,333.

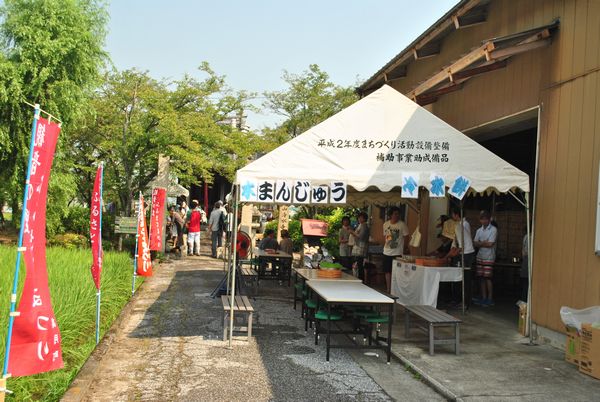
248,312,253,339
326,303,331,362
429,323,435,356
387,303,393,363
455,323,460,355
293,271,298,310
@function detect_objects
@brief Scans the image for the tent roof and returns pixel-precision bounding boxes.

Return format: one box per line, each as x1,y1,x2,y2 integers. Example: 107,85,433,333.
236,85,529,194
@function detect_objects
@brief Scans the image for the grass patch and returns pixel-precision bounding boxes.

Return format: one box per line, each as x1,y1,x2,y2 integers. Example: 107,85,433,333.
0,245,143,401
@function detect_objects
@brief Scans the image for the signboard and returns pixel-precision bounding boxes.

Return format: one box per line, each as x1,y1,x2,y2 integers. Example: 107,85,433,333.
301,219,328,237
239,178,347,205
115,216,137,234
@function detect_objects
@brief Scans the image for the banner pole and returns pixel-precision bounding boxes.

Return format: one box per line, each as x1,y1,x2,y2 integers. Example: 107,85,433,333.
228,186,240,348
460,200,466,316
132,193,141,296
525,192,535,344
95,163,104,345
95,291,101,345
2,104,40,378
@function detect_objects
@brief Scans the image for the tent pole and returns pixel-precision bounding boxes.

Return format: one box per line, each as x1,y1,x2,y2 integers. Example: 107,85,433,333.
525,192,534,344
228,186,240,348
460,200,466,316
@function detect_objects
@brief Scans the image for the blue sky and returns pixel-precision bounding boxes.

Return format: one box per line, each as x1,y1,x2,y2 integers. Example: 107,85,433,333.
106,1,457,130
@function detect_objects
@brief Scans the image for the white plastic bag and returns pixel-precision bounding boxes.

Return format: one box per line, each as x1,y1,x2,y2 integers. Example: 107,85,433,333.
560,305,600,331
409,227,421,248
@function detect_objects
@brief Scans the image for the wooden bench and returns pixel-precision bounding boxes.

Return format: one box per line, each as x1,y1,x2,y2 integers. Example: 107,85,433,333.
240,267,259,294
240,267,258,279
221,295,254,341
404,305,461,355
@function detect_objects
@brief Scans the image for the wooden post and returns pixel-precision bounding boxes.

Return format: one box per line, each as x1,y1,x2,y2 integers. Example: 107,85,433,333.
276,205,289,242
0,377,6,402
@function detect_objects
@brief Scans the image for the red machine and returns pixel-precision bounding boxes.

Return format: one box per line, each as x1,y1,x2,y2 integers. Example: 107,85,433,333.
236,231,251,259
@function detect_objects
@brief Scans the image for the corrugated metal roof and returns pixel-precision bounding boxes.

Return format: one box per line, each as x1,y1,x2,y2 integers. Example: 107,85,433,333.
357,0,486,94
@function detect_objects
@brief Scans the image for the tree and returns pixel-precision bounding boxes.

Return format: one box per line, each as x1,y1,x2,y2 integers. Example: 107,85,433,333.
70,65,266,216
0,0,108,225
263,64,358,143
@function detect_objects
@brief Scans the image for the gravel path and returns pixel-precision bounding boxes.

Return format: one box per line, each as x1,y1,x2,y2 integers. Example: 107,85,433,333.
62,254,443,402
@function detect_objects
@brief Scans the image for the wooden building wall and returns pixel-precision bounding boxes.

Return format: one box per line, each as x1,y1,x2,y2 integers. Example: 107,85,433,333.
386,0,600,332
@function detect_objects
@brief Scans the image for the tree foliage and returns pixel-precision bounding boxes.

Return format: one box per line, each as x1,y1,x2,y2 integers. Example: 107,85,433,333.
70,66,267,215
263,64,358,144
0,0,108,225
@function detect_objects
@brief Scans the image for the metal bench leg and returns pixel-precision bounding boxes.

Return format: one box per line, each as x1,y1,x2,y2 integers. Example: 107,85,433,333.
293,274,298,310
387,303,393,363
455,323,460,355
248,312,253,339
326,304,331,362
429,323,435,356
223,312,228,341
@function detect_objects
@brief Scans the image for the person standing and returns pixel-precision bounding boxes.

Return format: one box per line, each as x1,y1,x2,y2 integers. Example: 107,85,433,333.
351,212,370,280
180,200,189,218
185,200,203,256
208,201,225,258
383,206,409,293
169,206,185,257
338,216,352,268
473,210,498,306
180,200,189,254
446,207,476,307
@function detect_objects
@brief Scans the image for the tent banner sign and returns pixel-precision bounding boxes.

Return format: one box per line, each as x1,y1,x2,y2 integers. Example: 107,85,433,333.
239,179,347,204
316,138,451,165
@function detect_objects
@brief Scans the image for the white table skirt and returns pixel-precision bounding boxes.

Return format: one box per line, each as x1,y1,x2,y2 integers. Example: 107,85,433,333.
391,261,462,307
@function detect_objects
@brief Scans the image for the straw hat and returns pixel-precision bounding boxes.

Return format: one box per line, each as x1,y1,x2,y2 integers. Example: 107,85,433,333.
441,219,457,240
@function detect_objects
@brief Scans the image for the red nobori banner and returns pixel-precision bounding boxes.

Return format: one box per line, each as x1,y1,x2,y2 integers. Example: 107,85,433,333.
136,194,153,276
90,165,103,290
149,187,166,251
9,117,63,376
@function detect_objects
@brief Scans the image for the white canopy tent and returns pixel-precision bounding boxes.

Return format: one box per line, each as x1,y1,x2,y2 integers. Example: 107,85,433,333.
227,85,533,345
236,85,529,196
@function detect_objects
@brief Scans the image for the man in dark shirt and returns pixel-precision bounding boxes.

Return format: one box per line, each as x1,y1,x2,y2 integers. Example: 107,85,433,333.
259,229,279,250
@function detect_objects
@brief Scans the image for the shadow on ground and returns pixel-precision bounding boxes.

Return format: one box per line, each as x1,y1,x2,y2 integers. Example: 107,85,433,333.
129,269,226,338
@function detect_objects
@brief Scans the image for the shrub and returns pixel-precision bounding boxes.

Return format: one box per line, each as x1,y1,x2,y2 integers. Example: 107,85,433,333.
315,207,346,257
63,206,90,235
48,233,89,249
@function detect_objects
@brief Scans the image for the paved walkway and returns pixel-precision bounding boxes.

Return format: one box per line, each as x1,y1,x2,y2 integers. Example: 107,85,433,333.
62,253,443,402
389,302,600,401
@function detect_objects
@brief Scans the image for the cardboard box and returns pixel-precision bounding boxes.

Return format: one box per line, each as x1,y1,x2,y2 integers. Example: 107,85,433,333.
565,325,581,366
579,323,600,379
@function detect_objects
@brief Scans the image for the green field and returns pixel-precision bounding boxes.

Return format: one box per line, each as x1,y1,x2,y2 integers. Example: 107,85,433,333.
0,245,142,401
